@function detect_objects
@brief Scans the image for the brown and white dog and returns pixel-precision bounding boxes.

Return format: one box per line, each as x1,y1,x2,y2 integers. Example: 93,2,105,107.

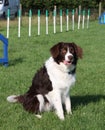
7,42,83,120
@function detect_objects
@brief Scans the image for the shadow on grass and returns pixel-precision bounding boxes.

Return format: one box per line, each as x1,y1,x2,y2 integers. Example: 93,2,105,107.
9,57,24,66
71,94,105,109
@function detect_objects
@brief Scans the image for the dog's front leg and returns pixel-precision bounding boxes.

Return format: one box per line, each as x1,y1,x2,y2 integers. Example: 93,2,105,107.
54,96,64,120
65,95,72,115
49,91,64,120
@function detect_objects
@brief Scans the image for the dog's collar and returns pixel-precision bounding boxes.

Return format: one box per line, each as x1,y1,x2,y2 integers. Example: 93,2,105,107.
68,69,75,75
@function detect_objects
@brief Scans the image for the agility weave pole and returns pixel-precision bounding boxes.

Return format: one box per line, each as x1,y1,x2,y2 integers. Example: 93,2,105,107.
7,9,10,38
72,9,75,31
53,9,56,34
18,9,21,38
66,9,69,31
46,10,48,35
29,9,32,37
60,9,63,32
78,10,81,29
38,9,40,36
6,9,90,38
87,9,90,28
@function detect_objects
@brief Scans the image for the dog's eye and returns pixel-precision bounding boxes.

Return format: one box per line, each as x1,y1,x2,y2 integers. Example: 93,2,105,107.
61,49,67,54
70,48,74,53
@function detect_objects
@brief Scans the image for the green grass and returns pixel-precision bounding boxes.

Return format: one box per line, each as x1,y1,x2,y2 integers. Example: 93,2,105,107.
0,20,105,130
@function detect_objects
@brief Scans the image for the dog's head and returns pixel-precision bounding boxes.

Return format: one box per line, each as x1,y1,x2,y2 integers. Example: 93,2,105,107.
50,42,83,66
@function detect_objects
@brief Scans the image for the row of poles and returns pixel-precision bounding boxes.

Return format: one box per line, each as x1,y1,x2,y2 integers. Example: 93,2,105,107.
6,9,90,38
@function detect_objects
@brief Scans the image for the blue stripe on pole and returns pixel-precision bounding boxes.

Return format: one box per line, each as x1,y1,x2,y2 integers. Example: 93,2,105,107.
18,9,21,17
53,10,56,16
60,9,62,16
66,9,69,15
38,9,40,17
29,9,32,17
72,9,74,15
46,10,48,17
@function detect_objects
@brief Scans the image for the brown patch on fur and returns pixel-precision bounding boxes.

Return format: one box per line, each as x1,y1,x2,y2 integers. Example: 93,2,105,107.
15,66,52,113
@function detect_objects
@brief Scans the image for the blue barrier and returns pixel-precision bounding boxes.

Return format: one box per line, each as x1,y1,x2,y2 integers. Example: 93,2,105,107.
99,12,105,24
0,34,8,66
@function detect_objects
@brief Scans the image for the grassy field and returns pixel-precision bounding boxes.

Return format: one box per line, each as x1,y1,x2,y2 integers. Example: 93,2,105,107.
0,19,105,130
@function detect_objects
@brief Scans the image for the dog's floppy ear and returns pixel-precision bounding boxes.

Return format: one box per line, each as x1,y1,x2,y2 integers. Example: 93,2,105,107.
50,42,62,58
77,45,83,59
72,43,83,59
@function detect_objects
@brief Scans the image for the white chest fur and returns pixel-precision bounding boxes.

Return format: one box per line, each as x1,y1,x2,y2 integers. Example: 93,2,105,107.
45,57,76,91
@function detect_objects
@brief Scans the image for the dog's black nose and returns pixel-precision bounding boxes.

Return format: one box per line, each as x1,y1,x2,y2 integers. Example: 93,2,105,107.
68,55,73,61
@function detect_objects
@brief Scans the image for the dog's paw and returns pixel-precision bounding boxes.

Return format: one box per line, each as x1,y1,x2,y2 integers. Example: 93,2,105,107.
56,111,65,120
67,110,72,115
35,114,42,119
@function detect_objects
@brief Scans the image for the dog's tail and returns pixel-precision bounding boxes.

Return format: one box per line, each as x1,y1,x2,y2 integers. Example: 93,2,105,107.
7,94,25,104
7,95,20,103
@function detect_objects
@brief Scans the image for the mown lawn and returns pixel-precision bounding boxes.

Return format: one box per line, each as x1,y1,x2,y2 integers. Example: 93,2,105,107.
0,20,105,130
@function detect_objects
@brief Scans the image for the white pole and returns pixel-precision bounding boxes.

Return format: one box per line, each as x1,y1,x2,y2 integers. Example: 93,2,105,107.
60,9,62,32
29,9,32,37
87,9,90,29
18,9,21,38
99,2,102,17
82,10,85,29
7,9,10,38
66,9,69,31
46,10,48,35
87,16,89,29
72,9,74,30
53,9,56,34
38,9,40,36
78,10,81,29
